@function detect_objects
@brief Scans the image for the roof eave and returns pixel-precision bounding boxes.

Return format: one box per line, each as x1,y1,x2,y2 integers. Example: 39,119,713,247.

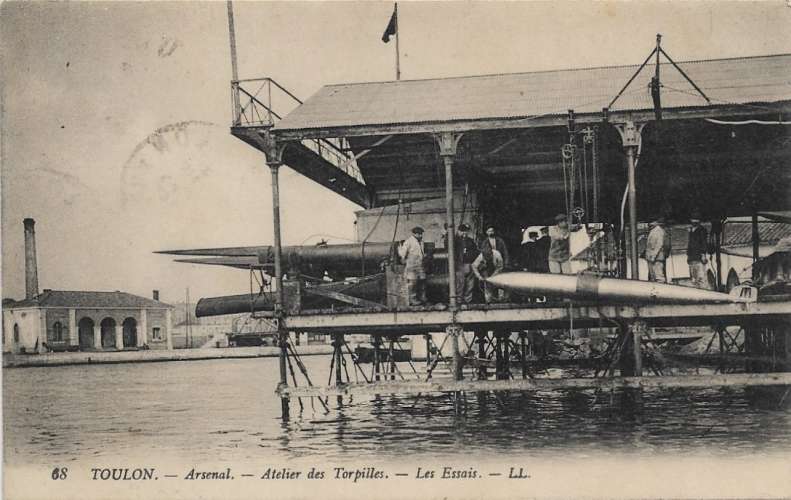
272,101,791,141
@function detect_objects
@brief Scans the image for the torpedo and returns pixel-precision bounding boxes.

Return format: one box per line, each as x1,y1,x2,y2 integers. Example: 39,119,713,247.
484,272,752,304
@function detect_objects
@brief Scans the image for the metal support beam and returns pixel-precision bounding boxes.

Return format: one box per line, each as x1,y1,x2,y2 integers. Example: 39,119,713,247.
633,320,646,377
752,208,760,281
279,372,791,398
477,331,488,380
447,324,463,381
626,146,639,280
424,334,431,372
263,135,289,419
373,334,382,382
278,327,289,420
435,132,463,310
615,120,644,280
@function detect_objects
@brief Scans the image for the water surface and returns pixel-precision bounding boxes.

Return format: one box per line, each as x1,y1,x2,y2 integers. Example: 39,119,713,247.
4,356,790,464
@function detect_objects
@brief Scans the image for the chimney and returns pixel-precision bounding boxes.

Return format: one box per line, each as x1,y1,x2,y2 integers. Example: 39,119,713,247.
153,290,160,301
23,218,39,300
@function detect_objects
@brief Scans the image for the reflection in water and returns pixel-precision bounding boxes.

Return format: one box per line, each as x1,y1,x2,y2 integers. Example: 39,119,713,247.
3,356,791,464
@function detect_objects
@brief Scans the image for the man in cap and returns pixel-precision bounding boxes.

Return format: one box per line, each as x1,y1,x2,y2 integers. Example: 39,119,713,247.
479,226,510,268
472,246,506,303
478,226,510,302
548,214,573,274
398,226,428,305
453,223,479,304
645,217,671,282
686,209,710,289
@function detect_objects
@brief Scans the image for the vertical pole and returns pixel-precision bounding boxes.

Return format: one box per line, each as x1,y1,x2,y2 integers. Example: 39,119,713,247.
374,334,382,382
444,155,457,309
633,322,643,377
494,332,504,380
751,210,760,281
394,3,400,81
334,333,343,406
619,324,634,377
477,331,487,380
626,145,639,280
226,1,240,124
269,158,289,420
437,132,460,310
388,336,396,381
269,163,285,309
449,325,462,381
713,219,723,291
448,324,462,415
424,334,431,372
502,333,511,380
520,332,527,379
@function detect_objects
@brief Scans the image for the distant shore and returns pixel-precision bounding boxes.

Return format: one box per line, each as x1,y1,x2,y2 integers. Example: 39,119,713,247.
2,344,335,368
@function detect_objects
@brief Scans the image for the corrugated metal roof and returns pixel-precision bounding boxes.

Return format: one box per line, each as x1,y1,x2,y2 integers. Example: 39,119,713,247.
5,290,172,309
274,54,791,132
574,221,791,261
723,222,791,247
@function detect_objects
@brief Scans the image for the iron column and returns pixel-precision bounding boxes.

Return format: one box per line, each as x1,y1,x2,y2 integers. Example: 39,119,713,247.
268,158,288,419
436,132,461,310
626,145,639,280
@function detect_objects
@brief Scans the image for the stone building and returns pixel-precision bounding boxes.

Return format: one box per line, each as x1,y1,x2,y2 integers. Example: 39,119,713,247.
3,290,173,354
2,217,173,354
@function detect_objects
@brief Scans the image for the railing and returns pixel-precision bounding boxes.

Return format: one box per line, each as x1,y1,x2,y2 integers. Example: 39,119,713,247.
231,78,364,184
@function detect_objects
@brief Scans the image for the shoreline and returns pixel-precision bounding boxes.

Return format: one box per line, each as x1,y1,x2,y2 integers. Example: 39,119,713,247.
2,344,335,368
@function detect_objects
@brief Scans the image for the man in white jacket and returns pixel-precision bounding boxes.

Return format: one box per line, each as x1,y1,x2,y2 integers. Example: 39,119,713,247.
398,226,428,305
645,217,671,282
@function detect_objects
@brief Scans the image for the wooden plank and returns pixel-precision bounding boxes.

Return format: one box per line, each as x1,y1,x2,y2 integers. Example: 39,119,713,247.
303,287,386,310
278,372,791,398
281,299,791,333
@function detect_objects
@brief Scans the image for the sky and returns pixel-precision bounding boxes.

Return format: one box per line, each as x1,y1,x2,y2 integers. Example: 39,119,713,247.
2,1,791,304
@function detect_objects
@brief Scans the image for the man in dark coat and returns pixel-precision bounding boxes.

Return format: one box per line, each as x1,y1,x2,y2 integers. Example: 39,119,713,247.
687,209,710,289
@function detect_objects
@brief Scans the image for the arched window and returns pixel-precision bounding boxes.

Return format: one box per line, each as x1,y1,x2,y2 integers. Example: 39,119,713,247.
13,324,20,343
53,322,64,342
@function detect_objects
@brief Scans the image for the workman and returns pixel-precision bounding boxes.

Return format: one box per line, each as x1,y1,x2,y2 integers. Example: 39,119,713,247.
548,214,574,274
645,217,671,283
454,223,479,304
398,226,428,305
687,210,710,289
472,247,505,303
521,226,550,273
480,226,510,266
479,226,510,301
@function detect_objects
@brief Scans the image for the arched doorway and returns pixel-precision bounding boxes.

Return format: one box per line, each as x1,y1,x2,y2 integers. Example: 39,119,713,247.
78,317,94,350
726,269,740,292
707,270,717,291
100,318,116,349
122,318,137,348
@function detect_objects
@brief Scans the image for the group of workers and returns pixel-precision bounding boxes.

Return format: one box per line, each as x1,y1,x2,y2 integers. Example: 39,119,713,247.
644,208,710,288
398,208,713,306
397,213,578,306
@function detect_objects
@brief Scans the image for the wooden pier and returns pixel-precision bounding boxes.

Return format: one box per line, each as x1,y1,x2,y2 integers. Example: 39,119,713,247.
212,39,791,419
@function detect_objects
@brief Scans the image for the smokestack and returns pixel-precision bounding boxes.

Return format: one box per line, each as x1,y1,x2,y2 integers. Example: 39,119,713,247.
153,290,160,301
23,218,39,300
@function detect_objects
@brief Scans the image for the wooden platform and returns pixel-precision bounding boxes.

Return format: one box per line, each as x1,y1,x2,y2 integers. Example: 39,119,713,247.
278,372,791,398
281,296,791,334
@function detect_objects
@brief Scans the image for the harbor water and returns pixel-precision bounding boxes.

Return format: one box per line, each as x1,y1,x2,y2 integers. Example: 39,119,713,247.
4,356,791,465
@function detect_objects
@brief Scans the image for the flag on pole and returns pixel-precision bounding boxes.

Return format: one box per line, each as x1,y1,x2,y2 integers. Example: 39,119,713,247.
381,4,397,43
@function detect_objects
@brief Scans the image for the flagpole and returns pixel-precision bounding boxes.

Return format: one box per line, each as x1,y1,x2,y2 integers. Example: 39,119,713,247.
395,3,400,80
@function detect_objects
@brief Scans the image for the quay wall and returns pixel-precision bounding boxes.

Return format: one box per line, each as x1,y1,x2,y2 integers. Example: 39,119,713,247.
2,345,334,368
